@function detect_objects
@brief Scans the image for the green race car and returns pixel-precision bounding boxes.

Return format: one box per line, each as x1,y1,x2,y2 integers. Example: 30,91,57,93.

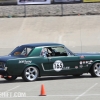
0,43,100,82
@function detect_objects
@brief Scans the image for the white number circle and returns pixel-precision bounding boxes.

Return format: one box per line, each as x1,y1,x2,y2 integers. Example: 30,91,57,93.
53,60,63,72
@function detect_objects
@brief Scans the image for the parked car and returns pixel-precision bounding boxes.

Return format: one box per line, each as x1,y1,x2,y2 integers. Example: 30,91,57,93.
0,43,100,82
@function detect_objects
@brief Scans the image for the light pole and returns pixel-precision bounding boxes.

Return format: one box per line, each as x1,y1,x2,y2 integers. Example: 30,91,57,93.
61,0,63,16
24,0,26,17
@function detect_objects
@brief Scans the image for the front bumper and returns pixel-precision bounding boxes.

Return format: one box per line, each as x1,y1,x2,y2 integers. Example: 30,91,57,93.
0,68,7,75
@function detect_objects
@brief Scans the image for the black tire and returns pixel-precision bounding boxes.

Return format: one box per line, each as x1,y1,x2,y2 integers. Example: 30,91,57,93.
22,66,39,82
90,63,100,77
4,76,17,81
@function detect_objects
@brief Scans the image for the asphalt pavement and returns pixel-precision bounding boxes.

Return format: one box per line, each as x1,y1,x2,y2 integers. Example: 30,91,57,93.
0,74,100,100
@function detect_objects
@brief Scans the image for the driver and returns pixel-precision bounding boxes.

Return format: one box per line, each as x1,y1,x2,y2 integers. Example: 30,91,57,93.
41,48,48,57
51,49,55,56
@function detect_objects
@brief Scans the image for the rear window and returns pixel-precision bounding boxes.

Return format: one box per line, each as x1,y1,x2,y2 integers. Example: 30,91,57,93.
9,46,34,57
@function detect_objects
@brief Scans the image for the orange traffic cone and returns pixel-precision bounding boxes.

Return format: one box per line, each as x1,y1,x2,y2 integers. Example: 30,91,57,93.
40,84,46,96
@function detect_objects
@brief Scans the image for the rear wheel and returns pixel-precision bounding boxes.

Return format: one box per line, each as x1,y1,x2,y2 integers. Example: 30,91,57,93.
4,76,17,81
22,66,39,82
90,63,100,77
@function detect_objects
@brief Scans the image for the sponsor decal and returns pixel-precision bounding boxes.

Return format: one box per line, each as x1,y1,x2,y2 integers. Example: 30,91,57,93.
80,65,83,68
80,55,85,59
87,60,93,64
80,61,82,64
19,60,32,64
80,60,93,65
83,61,85,64
86,65,88,67
88,62,91,64
53,60,63,72
64,66,70,70
90,60,93,63
75,66,78,69
86,61,88,64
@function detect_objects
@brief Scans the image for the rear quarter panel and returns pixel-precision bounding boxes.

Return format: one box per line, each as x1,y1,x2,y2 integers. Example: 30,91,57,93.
6,56,44,76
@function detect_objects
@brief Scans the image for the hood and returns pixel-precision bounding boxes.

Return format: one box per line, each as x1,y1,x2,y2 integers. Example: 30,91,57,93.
75,53,100,56
0,55,24,62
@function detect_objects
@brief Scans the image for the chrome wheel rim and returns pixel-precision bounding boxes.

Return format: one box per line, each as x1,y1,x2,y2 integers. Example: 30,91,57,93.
25,67,38,81
94,63,100,76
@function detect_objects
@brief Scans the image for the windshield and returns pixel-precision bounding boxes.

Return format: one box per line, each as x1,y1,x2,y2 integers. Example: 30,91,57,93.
65,47,75,55
9,46,33,57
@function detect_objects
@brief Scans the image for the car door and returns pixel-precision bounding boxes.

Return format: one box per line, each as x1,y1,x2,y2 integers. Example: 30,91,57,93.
47,55,81,75
41,46,81,75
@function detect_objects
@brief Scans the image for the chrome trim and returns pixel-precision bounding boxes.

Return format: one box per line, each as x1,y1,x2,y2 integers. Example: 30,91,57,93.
41,63,54,71
4,67,7,71
41,63,75,71
0,62,7,71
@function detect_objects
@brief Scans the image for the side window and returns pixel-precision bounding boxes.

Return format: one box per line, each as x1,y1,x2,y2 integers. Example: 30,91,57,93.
21,47,33,56
50,46,67,57
40,47,53,57
27,48,32,54
21,48,27,56
40,46,68,57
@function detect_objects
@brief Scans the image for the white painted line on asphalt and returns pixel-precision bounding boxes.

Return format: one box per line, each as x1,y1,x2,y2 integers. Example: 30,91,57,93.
1,94,100,98
26,95,78,97
48,94,100,97
86,94,100,96
26,94,100,97
74,83,98,100
5,85,20,92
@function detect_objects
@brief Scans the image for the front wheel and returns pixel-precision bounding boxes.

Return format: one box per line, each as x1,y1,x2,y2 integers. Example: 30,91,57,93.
22,66,39,82
4,76,17,81
90,63,100,77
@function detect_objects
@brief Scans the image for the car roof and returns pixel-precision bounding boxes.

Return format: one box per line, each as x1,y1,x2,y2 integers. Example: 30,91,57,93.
21,43,63,47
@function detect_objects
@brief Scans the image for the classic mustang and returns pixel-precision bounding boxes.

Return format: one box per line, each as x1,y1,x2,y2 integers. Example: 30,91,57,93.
0,43,100,82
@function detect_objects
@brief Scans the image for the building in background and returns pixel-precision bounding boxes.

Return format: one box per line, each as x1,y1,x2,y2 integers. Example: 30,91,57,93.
17,0,51,4
0,0,17,5
83,0,100,2
54,0,81,3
